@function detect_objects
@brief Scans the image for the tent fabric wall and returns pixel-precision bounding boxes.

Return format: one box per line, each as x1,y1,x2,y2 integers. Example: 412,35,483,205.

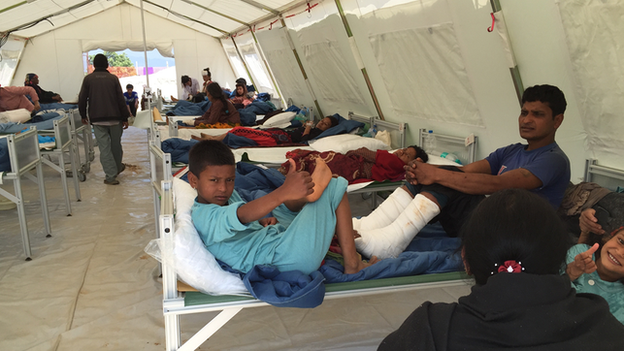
12,3,235,101
256,27,310,105
557,0,624,167
369,24,482,126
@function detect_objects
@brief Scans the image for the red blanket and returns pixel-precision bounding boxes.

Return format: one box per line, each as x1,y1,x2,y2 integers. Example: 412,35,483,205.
281,149,406,184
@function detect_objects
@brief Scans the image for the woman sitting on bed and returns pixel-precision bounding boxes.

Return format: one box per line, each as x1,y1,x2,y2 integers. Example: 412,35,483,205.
230,82,254,108
278,146,427,184
191,116,339,146
379,189,624,350
190,82,241,127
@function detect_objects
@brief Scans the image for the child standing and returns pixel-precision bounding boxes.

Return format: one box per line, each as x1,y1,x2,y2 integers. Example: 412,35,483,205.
564,228,624,323
187,140,376,275
124,84,139,117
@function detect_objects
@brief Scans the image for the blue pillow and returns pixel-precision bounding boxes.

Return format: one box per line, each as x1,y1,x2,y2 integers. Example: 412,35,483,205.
313,113,364,140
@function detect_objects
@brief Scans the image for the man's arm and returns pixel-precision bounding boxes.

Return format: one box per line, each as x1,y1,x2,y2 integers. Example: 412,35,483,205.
406,159,542,195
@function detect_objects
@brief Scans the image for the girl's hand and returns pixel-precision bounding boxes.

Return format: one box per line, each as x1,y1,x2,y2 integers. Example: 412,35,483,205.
566,243,599,281
259,217,278,227
580,208,605,235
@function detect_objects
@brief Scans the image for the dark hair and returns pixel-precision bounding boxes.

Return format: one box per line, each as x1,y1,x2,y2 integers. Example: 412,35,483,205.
461,188,571,285
407,145,428,163
235,78,247,85
126,84,133,89
327,116,339,128
203,68,211,78
181,75,191,85
235,83,247,97
93,54,108,69
188,140,235,177
581,231,624,284
206,82,230,115
522,84,567,118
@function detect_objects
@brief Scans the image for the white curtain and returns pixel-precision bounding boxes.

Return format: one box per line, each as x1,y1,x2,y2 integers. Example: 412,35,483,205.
302,40,366,105
369,24,482,126
558,0,624,159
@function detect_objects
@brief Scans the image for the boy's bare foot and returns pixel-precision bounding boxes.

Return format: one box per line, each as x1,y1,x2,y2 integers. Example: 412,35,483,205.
306,158,332,203
344,255,379,274
191,134,202,141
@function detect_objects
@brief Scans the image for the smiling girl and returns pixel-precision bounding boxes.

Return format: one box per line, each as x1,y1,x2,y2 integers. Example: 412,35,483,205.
565,228,624,323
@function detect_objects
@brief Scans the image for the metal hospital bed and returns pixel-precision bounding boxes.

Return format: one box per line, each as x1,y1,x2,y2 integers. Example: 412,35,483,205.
155,178,469,351
147,128,472,350
0,127,52,260
67,109,94,179
584,159,624,189
39,114,81,216
348,125,479,208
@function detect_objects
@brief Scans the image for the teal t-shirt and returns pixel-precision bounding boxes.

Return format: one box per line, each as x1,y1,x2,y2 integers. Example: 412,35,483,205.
565,244,624,324
191,189,297,273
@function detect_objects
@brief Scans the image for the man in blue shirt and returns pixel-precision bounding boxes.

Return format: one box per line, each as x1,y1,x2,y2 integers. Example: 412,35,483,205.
354,84,571,259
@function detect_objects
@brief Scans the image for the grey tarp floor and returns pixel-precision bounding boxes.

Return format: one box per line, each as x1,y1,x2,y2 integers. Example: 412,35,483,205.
0,126,471,350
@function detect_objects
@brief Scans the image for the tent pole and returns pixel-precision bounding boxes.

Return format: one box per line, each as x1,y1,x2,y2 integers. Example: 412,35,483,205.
139,0,150,88
279,16,324,118
490,0,524,105
334,0,385,120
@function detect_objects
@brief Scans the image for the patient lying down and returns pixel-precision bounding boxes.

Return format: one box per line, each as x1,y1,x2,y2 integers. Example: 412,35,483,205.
187,140,378,275
279,146,427,184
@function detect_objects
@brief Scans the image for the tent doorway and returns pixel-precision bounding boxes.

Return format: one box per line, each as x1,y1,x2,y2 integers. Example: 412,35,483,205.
83,48,177,113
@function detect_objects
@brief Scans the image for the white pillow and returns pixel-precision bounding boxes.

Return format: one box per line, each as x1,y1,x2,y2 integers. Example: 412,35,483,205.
258,111,296,129
149,178,248,296
309,134,390,154
427,154,463,166
0,108,31,124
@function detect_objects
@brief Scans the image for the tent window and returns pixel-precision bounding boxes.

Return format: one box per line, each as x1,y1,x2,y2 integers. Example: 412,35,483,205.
243,53,272,93
0,38,26,86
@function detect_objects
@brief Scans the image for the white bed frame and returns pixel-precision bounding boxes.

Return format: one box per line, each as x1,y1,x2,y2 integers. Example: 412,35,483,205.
584,159,624,190
39,114,81,216
0,127,52,260
418,128,478,166
148,133,471,350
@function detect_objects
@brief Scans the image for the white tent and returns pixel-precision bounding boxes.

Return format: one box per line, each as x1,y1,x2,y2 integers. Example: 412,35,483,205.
2,0,623,179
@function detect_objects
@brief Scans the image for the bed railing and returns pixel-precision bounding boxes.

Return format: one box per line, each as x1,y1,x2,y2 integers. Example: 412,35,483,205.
584,159,624,191
0,127,52,260
418,128,478,165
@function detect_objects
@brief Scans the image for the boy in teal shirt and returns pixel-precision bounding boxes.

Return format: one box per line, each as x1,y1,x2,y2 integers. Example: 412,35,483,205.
188,140,377,275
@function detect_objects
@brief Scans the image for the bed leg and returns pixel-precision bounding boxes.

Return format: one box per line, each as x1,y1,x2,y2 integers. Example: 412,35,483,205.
177,307,243,351
165,314,181,351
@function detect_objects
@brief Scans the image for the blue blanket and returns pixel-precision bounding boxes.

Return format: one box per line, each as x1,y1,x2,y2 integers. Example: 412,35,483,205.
171,100,211,116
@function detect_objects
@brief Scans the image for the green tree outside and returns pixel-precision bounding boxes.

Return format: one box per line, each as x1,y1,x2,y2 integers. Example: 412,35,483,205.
89,51,133,67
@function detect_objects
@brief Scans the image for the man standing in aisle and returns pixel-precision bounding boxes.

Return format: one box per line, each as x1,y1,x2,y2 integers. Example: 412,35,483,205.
78,53,130,185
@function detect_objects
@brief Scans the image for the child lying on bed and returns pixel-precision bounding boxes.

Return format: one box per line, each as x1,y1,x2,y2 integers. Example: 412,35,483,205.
278,145,427,184
190,116,339,146
188,139,378,275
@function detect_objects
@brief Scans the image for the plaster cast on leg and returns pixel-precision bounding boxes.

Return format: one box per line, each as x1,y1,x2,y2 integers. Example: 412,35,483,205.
355,194,440,259
352,187,413,232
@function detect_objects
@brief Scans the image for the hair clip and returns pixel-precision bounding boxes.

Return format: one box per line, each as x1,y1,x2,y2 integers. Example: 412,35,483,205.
497,260,524,273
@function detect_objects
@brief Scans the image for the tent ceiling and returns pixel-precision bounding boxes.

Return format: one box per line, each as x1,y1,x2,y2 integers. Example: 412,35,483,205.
0,0,296,39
